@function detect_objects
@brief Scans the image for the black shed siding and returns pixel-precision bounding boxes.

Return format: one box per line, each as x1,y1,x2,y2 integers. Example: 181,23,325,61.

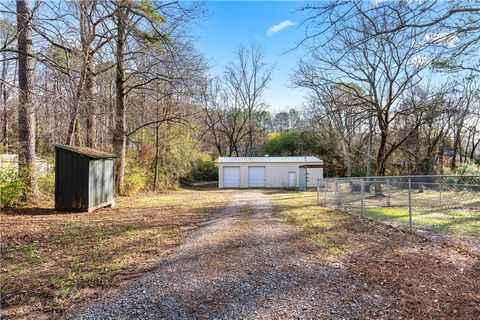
55,148,90,211
55,145,115,212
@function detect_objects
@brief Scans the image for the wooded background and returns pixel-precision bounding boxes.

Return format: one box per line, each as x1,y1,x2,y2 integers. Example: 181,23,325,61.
0,0,479,203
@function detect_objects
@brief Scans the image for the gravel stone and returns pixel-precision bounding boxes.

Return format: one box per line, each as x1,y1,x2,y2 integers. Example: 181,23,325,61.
70,191,387,320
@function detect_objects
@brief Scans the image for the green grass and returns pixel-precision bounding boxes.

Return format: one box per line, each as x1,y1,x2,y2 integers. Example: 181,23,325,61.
362,207,409,220
331,188,479,237
359,206,480,237
48,271,77,298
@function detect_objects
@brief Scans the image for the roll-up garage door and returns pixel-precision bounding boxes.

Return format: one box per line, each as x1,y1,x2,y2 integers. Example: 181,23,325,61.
248,166,266,188
223,167,240,188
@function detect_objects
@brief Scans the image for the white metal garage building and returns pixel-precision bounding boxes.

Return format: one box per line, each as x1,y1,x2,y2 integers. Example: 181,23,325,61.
216,156,323,189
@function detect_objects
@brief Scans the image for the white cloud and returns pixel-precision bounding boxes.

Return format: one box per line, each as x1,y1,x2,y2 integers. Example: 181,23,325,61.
267,20,296,36
372,0,387,6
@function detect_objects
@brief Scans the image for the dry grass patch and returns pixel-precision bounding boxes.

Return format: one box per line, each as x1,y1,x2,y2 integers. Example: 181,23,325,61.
0,188,232,319
268,190,480,319
268,190,373,256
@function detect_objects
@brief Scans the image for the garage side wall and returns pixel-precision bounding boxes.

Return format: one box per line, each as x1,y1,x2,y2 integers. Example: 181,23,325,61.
306,167,323,188
219,162,323,188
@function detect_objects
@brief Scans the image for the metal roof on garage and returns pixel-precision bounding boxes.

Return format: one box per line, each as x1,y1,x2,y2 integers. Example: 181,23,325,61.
216,156,322,163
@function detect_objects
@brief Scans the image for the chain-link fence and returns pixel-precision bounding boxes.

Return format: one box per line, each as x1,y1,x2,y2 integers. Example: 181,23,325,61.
317,175,480,237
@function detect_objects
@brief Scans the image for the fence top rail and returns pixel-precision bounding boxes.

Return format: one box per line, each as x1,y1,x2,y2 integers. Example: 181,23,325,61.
322,174,480,180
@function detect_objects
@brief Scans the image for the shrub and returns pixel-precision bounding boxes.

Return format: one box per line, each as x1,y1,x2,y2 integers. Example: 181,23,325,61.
447,161,480,175
38,170,55,196
123,167,148,196
0,180,26,207
0,165,25,207
154,171,180,191
191,155,218,181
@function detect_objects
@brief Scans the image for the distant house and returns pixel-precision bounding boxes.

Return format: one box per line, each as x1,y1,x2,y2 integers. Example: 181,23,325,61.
0,154,49,178
441,150,464,167
215,156,323,189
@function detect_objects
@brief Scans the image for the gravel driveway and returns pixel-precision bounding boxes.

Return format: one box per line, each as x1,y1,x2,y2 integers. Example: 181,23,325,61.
71,191,387,319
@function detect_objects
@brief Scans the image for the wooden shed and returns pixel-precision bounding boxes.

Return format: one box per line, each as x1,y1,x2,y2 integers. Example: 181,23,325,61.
55,144,116,212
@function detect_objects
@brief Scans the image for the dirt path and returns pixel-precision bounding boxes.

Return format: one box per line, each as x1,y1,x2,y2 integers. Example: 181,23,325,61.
71,191,387,319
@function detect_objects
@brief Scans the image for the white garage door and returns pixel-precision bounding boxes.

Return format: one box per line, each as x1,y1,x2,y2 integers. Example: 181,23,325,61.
248,166,266,188
223,167,240,188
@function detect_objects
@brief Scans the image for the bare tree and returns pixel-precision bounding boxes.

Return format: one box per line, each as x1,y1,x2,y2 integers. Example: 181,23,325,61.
0,0,208,201
113,1,127,194
199,78,227,155
366,1,480,73
301,84,368,176
111,0,207,193
296,1,437,182
224,44,274,156
451,78,479,168
200,77,251,156
465,99,480,160
78,0,114,148
16,0,37,198
0,19,17,152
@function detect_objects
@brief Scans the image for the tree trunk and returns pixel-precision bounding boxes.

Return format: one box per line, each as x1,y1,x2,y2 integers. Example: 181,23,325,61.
375,129,388,175
471,137,480,160
344,139,352,177
85,66,96,147
153,96,160,192
248,120,254,156
366,116,373,177
16,0,37,199
438,138,446,174
1,51,8,152
66,68,85,146
53,77,59,142
153,122,160,192
113,3,127,194
373,128,388,195
452,115,467,169
80,0,96,148
66,112,77,145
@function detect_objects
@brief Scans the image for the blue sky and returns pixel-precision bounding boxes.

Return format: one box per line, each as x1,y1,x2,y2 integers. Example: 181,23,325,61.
192,1,309,112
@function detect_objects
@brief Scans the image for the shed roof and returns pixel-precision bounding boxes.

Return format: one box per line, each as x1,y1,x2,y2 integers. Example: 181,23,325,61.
216,156,322,163
55,144,116,159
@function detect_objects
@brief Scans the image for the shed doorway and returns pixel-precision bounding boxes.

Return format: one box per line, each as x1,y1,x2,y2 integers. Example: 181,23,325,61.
248,166,266,188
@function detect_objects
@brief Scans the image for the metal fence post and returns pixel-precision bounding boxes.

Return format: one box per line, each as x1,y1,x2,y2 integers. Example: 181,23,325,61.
324,179,328,205
361,178,365,216
439,177,443,207
386,178,391,207
316,178,320,205
408,176,413,233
